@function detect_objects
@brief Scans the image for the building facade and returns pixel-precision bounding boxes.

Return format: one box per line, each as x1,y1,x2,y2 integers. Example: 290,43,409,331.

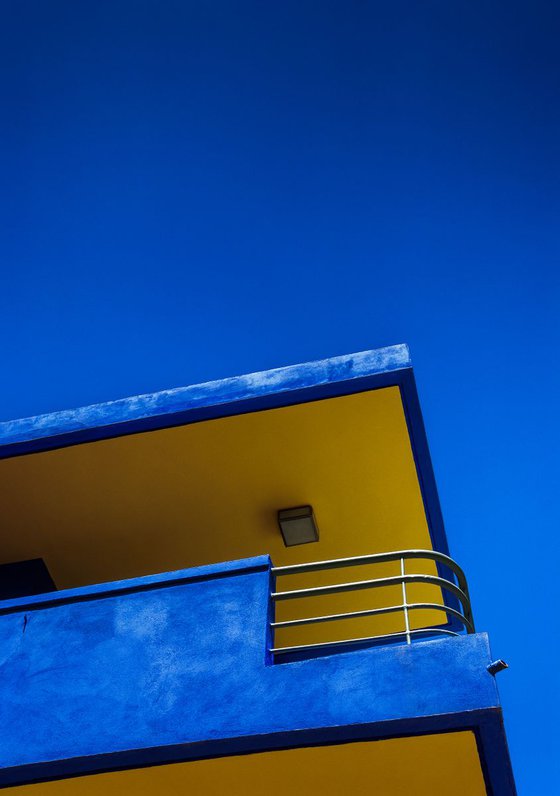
0,345,516,794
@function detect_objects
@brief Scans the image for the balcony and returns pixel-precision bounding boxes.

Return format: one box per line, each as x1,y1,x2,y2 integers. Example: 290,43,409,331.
0,549,511,793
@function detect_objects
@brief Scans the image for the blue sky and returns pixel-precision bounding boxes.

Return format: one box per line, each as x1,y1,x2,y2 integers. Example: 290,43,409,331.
1,2,559,792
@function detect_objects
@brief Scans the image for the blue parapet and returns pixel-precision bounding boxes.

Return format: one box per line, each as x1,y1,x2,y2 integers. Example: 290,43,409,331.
0,556,515,794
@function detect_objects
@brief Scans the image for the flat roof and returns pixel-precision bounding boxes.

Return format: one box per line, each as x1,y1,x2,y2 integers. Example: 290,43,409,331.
0,344,411,454
0,345,448,558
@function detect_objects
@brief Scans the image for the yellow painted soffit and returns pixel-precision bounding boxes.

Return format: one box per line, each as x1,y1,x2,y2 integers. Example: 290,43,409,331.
0,386,444,640
12,731,487,796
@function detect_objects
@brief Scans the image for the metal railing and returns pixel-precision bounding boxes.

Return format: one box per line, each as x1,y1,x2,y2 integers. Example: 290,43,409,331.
270,549,474,657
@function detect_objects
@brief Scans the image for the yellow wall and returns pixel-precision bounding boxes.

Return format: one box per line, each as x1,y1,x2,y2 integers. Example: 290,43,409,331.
0,386,446,643
11,732,487,796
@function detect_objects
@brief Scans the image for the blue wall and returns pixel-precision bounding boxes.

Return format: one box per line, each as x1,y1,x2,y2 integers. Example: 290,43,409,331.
0,556,512,791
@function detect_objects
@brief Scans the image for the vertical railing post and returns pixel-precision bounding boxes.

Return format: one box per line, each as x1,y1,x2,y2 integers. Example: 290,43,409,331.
400,557,411,644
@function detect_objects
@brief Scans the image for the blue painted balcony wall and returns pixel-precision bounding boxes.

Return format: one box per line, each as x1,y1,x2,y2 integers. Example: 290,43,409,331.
0,556,509,791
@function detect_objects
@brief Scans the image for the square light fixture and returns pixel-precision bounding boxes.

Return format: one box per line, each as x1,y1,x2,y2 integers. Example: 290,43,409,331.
277,505,319,547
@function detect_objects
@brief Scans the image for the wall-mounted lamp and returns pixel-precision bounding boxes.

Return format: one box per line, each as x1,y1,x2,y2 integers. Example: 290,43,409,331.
277,505,319,547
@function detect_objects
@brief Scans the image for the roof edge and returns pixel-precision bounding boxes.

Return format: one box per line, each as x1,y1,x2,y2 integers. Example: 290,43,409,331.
0,344,411,453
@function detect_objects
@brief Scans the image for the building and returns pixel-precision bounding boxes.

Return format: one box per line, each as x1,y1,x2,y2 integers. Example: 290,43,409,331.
0,344,516,794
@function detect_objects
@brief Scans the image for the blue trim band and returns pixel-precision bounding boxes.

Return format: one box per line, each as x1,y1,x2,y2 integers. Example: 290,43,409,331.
0,709,515,794
0,345,410,452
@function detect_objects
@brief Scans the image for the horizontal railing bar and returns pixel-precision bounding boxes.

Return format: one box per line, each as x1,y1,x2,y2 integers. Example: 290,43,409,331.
272,548,468,590
271,626,460,655
272,603,405,627
271,601,474,633
271,573,470,612
405,602,474,633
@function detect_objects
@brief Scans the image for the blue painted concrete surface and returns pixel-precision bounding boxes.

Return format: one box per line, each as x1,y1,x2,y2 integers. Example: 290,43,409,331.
0,345,410,450
0,557,514,792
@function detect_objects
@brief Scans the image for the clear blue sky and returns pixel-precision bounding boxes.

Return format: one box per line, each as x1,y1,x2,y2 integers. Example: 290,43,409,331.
1,2,558,792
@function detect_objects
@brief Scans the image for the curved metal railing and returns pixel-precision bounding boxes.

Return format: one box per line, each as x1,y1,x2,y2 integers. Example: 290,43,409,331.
270,549,474,657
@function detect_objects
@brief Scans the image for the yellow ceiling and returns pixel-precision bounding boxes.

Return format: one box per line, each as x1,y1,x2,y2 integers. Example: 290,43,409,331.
10,731,487,796
0,386,447,644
